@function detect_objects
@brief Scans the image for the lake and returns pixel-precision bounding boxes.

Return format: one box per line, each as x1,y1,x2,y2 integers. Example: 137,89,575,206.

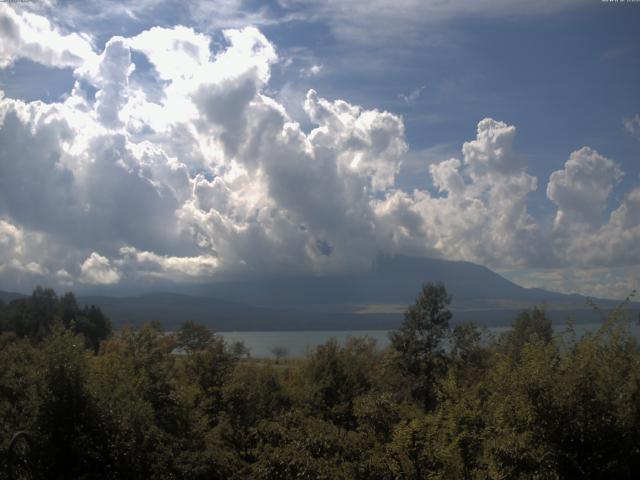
220,322,640,358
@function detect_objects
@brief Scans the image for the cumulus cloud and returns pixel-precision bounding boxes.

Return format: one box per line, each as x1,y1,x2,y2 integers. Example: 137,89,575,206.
372,118,542,268
0,4,97,68
561,187,640,268
0,5,638,296
117,246,219,279
0,220,47,279
80,252,121,285
0,219,23,255
55,269,74,287
547,147,623,230
0,219,59,289
92,37,134,127
128,26,211,82
304,89,407,191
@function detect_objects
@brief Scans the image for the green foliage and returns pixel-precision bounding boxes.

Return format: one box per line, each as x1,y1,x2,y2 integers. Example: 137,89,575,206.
251,410,369,479
218,364,290,463
177,320,216,351
500,306,553,356
181,330,240,423
353,392,400,443
2,286,640,479
389,282,452,410
451,322,484,365
0,334,42,473
385,416,441,479
0,287,111,351
35,328,107,479
297,337,380,428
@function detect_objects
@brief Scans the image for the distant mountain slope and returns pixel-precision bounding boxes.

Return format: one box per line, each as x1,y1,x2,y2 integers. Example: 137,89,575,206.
0,290,26,303
201,255,603,309
3,255,636,331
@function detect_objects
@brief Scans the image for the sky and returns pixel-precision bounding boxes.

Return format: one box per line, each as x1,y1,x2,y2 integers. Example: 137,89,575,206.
0,0,639,298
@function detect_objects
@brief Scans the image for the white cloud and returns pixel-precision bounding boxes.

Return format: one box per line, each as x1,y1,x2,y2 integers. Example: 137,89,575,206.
0,220,49,279
0,219,23,254
55,269,74,287
300,63,323,77
372,117,543,268
624,113,640,139
80,252,121,285
304,89,407,191
0,219,60,288
0,4,97,69
0,9,638,297
462,118,523,175
399,85,425,104
547,147,623,230
16,261,47,276
117,246,219,279
561,187,640,268
128,25,211,82
93,37,134,127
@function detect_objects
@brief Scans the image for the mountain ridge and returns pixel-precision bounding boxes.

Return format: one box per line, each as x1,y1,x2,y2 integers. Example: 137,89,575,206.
2,256,636,331
197,255,612,308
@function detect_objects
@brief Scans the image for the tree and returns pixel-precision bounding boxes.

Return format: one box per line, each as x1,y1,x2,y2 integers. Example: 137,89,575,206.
35,328,104,479
0,289,111,350
299,337,379,428
29,287,58,341
231,340,250,359
77,304,112,352
390,282,452,410
177,320,215,351
220,365,290,462
270,345,288,364
181,331,239,424
451,322,488,371
58,292,81,330
500,306,552,357
0,298,5,333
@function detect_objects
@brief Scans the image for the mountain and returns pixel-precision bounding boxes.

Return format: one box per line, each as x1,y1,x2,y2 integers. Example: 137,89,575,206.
2,256,635,331
80,255,635,331
0,290,26,303
200,255,599,310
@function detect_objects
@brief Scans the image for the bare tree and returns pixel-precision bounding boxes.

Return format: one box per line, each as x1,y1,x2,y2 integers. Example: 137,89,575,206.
270,345,288,364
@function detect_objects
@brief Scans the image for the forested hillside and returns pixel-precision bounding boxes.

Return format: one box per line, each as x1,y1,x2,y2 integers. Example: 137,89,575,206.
1,285,639,479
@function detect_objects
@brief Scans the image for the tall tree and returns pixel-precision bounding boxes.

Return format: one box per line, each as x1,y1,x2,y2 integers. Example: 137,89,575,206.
500,306,552,358
390,282,452,410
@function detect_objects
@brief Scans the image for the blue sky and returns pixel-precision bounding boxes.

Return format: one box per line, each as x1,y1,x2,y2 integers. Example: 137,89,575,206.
0,0,639,298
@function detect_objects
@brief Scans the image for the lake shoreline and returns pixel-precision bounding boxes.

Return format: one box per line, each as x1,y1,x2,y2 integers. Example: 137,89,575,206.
219,322,640,358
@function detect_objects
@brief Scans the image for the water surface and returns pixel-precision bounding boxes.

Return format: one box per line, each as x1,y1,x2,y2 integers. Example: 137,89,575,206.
220,322,640,358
